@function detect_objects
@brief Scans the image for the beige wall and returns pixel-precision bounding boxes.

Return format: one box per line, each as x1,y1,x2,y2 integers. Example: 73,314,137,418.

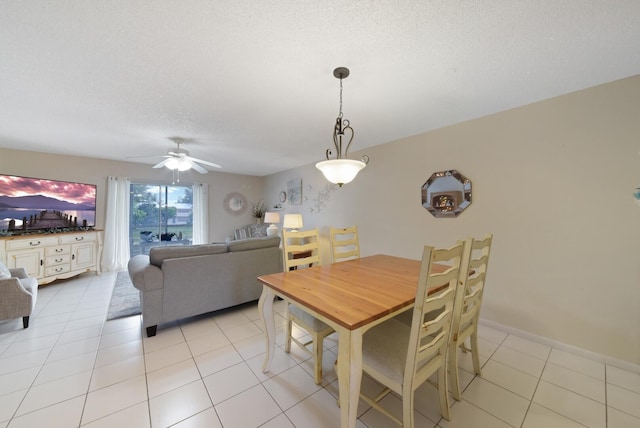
0,149,265,242
263,75,640,365
2,75,638,365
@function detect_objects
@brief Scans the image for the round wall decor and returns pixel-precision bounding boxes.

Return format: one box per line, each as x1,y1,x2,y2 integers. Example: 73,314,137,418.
223,192,248,216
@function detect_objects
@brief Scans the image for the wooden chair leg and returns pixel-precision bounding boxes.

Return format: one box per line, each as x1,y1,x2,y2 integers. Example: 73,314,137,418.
313,332,323,384
449,340,462,401
22,316,30,328
402,386,415,428
285,319,293,353
470,329,481,375
438,364,451,421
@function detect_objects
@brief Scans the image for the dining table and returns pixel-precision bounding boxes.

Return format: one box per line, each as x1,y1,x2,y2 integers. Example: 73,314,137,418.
257,254,450,428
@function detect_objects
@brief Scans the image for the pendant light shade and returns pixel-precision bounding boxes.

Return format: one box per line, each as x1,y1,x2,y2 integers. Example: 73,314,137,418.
316,159,366,186
315,67,369,187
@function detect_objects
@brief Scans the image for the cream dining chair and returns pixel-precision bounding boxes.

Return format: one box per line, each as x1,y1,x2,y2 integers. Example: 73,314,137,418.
449,233,493,401
358,242,465,426
329,225,360,263
281,228,334,384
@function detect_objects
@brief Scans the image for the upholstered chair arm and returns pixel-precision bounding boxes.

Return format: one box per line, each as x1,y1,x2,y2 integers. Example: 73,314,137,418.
9,268,28,279
0,277,34,318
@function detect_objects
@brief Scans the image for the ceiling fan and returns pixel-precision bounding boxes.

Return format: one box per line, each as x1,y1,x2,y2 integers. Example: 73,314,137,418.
152,137,222,174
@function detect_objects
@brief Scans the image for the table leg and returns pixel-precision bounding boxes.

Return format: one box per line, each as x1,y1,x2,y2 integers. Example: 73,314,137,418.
258,286,275,373
337,327,363,428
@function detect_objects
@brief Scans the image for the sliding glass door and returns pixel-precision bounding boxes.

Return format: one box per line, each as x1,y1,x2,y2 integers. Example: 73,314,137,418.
129,183,194,256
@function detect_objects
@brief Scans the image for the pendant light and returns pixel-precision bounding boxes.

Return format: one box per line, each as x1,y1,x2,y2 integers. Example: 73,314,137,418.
315,67,369,187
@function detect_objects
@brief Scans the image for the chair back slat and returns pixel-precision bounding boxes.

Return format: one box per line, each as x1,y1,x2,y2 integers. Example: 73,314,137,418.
282,228,321,271
329,226,360,263
427,267,460,290
416,330,447,369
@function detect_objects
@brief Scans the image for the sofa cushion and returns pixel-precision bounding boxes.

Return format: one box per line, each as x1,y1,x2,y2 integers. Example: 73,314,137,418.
227,235,280,252
149,244,228,267
0,260,10,279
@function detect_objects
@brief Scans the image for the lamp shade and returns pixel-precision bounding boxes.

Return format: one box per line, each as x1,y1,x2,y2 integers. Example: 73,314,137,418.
264,212,280,224
316,159,366,187
283,213,303,230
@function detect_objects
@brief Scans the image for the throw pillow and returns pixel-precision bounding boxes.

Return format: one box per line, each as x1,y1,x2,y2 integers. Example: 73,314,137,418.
233,227,250,240
0,259,11,279
249,223,269,238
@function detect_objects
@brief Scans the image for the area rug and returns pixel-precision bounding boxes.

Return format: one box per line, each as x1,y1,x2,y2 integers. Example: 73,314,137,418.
106,271,141,320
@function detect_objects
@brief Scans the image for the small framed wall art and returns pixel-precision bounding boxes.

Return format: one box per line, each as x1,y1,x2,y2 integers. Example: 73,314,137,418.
287,179,302,205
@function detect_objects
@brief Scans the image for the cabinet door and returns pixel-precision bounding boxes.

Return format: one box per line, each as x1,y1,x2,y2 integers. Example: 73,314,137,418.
71,242,96,270
7,249,44,278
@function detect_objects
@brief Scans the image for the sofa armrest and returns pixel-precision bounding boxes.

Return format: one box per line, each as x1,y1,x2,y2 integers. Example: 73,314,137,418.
9,268,28,279
128,255,164,292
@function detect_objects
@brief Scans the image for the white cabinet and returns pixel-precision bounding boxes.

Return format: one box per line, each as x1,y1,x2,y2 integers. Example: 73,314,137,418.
9,248,45,278
0,231,103,285
72,241,96,270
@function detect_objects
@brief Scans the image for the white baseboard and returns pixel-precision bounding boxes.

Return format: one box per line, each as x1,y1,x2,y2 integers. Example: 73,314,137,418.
479,318,640,375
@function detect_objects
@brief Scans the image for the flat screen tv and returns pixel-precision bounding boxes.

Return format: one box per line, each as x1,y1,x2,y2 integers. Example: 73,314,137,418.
0,174,96,234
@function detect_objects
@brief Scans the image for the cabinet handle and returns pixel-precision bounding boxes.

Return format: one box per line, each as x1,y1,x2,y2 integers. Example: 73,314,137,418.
72,254,75,260
55,248,64,253
40,259,44,266
75,236,84,241
30,241,41,246
55,258,63,263
55,267,63,272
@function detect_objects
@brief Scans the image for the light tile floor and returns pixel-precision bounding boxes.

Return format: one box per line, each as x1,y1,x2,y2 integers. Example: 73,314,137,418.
1,272,639,428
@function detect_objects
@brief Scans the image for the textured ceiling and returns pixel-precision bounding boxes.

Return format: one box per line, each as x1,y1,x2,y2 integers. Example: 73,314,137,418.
1,1,639,176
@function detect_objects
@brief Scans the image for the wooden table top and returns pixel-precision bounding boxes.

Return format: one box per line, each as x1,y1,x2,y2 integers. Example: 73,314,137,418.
257,254,449,330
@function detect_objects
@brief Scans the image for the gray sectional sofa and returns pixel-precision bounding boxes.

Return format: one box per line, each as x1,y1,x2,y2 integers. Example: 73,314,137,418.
127,235,282,337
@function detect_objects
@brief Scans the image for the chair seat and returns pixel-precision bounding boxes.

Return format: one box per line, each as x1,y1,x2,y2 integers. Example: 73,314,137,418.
364,319,435,385
289,304,331,331
363,319,410,384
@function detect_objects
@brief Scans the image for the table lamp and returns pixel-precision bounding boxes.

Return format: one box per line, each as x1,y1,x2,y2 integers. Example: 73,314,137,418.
283,213,303,232
264,212,280,236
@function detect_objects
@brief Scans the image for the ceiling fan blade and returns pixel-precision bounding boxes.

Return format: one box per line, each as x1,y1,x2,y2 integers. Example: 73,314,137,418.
152,158,173,169
189,162,208,174
125,154,168,160
186,156,221,169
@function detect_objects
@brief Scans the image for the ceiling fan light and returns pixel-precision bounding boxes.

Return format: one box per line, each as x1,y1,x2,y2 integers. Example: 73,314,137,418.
165,158,179,170
315,159,366,187
177,158,192,171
